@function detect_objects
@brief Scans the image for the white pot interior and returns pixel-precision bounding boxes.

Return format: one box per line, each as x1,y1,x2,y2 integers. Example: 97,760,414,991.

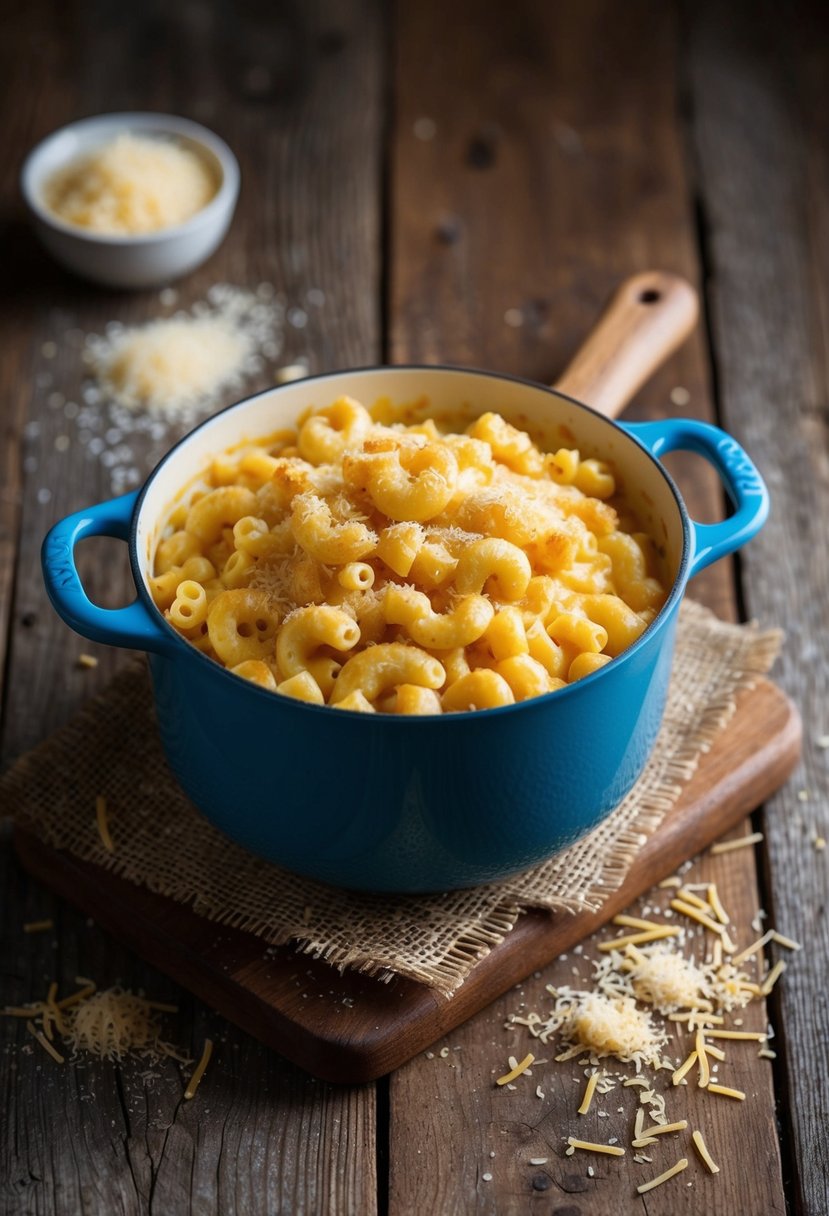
135,367,686,593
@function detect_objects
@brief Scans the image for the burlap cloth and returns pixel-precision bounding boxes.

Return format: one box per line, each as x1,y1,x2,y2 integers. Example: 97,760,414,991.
0,600,780,996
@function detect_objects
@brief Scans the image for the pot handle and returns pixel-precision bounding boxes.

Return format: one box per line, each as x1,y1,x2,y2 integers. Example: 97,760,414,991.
41,490,174,654
622,418,770,577
553,271,699,419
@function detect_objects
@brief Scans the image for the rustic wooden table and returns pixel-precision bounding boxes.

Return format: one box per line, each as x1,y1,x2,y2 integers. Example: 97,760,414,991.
1,2,827,1213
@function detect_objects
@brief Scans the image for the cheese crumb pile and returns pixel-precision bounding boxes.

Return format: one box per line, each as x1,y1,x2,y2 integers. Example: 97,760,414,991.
549,992,669,1069
66,988,187,1062
45,133,217,235
84,284,284,421
3,979,190,1065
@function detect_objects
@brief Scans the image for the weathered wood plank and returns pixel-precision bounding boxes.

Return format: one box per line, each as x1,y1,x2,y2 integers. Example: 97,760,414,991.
1,1,384,1213
687,4,829,1214
388,2,787,1212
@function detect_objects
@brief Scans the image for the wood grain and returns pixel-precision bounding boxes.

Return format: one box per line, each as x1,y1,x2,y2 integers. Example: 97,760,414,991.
388,2,792,1212
0,2,384,1214
687,4,829,1213
13,678,800,1088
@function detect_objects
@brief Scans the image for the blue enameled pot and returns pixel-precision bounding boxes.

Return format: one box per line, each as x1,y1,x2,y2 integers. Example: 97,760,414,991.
42,366,768,892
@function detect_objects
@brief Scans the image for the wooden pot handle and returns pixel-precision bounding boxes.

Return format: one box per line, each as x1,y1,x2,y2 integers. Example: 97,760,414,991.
553,270,699,419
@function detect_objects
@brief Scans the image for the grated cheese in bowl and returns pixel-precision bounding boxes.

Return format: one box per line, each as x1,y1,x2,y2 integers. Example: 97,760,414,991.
44,132,217,236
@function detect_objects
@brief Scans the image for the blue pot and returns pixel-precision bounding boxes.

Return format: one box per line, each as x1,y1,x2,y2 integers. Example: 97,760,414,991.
42,367,768,892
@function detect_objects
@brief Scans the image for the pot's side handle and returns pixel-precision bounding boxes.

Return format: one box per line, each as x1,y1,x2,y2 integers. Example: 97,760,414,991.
623,419,770,576
41,491,174,654
553,271,699,419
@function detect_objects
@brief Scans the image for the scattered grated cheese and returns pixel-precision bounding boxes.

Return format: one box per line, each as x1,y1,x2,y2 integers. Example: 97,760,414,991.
692,1129,720,1173
710,832,764,854
637,1158,688,1193
95,795,114,853
77,653,99,669
658,876,682,888
23,919,54,934
83,285,284,427
528,1157,548,1165
184,1037,213,1100
496,1052,534,1085
504,873,803,1197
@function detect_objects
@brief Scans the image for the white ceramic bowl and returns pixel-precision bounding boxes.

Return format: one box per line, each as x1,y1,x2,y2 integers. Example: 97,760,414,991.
20,112,240,289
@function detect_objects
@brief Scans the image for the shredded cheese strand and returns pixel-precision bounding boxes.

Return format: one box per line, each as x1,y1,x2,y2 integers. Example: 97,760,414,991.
577,1071,600,1115
636,1158,688,1193
705,1030,767,1041
95,794,115,853
771,931,801,951
597,927,679,951
692,1129,720,1173
707,1083,746,1100
612,914,666,931
26,1019,65,1064
696,1028,710,1088
496,1052,535,1086
566,1138,625,1156
676,889,711,912
707,884,730,925
670,899,724,935
761,959,786,995
731,930,774,966
672,1051,698,1085
710,832,764,854
638,1119,688,1139
184,1038,214,1100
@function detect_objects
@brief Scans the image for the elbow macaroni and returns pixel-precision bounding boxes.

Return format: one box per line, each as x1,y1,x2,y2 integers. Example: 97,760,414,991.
150,398,669,713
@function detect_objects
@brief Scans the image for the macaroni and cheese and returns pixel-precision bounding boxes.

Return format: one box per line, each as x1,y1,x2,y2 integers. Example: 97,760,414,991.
149,397,668,713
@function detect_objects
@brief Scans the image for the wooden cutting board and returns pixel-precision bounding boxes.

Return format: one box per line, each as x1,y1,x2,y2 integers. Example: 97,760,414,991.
14,676,800,1084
